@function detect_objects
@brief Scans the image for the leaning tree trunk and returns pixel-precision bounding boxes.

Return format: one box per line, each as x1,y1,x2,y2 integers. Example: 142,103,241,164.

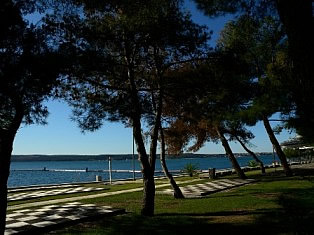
235,136,266,174
160,127,184,199
0,107,23,234
216,128,247,179
262,116,293,176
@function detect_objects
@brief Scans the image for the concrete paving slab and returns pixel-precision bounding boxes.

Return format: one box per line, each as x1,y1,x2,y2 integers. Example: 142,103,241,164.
5,202,125,234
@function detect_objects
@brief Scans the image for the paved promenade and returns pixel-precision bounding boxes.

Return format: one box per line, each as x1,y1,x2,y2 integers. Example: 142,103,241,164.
158,178,256,198
8,186,105,202
5,202,124,235
6,178,256,234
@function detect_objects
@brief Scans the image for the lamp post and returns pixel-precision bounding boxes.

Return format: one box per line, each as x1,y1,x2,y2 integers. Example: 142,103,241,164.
108,156,112,184
272,145,276,172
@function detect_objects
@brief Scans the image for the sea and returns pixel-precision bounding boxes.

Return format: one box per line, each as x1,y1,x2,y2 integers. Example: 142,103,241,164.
8,154,278,187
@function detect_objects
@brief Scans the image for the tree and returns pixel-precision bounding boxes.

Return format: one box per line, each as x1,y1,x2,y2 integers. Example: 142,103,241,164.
163,52,251,179
275,0,314,142
237,137,265,173
48,0,208,215
0,0,61,232
159,126,184,198
217,14,293,176
226,122,266,174
194,0,314,142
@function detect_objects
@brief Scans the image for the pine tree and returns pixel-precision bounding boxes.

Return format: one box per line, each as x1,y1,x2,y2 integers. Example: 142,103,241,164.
0,1,62,232
48,0,209,215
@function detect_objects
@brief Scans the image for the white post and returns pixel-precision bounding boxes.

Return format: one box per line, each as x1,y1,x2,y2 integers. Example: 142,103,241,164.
109,156,112,184
273,145,276,172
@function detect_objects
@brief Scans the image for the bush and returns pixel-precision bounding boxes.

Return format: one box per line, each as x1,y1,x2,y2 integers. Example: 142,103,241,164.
183,163,199,177
248,160,259,167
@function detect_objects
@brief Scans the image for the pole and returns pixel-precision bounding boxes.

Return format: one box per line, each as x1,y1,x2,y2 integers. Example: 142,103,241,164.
273,145,276,172
132,130,135,180
108,156,112,184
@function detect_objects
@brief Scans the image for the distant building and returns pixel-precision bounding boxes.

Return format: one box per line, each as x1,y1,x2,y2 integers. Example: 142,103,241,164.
280,135,306,149
281,135,314,161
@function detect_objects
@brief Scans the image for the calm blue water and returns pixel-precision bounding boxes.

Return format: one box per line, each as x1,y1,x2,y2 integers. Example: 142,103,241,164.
8,155,277,187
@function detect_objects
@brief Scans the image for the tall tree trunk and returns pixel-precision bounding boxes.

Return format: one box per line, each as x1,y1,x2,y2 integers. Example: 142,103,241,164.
0,105,23,234
141,169,155,216
235,136,266,174
132,119,155,216
149,89,162,173
131,95,155,216
216,127,247,179
160,127,184,199
127,60,155,216
262,116,293,176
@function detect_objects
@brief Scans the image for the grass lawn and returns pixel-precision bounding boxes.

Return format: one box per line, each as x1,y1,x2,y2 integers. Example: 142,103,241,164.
46,166,314,234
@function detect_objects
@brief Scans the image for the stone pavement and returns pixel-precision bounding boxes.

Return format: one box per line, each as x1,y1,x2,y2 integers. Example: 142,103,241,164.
6,178,255,234
8,184,80,193
7,179,201,211
5,181,184,234
158,179,256,197
8,186,105,202
5,202,124,235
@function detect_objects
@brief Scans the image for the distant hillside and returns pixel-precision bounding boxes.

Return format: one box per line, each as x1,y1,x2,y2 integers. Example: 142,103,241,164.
11,152,272,162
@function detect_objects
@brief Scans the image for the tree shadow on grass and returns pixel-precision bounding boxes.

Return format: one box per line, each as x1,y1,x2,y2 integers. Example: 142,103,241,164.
274,187,314,234
157,208,284,217
49,212,280,235
50,205,312,235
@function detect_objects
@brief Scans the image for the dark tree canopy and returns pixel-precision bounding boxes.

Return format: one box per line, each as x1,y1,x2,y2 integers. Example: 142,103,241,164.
216,13,293,176
194,0,277,18
1,0,62,129
0,1,63,232
194,0,314,142
163,51,252,179
218,14,290,120
44,0,209,129
45,0,209,216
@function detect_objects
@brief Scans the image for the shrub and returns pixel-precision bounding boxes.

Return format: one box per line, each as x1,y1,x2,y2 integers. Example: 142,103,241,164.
248,160,259,167
183,163,199,177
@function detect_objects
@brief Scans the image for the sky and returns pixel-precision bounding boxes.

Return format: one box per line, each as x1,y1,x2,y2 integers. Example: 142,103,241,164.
12,0,296,155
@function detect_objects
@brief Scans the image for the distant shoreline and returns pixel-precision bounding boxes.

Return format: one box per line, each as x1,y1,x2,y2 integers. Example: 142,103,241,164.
11,152,273,162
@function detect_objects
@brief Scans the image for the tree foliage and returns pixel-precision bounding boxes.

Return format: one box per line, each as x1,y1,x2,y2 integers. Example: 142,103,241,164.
194,0,276,18
217,14,292,176
0,0,63,233
194,0,314,142
162,51,251,179
46,0,209,215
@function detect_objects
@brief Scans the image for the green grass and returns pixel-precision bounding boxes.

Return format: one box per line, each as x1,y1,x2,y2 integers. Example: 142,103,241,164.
47,166,314,234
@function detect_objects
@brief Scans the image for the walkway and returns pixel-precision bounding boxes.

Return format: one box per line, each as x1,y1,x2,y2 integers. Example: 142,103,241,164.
7,179,201,211
8,186,105,202
5,202,124,235
158,179,256,198
6,178,255,234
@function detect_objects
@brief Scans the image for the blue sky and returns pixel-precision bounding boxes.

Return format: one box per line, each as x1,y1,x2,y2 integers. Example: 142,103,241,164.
12,0,295,155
